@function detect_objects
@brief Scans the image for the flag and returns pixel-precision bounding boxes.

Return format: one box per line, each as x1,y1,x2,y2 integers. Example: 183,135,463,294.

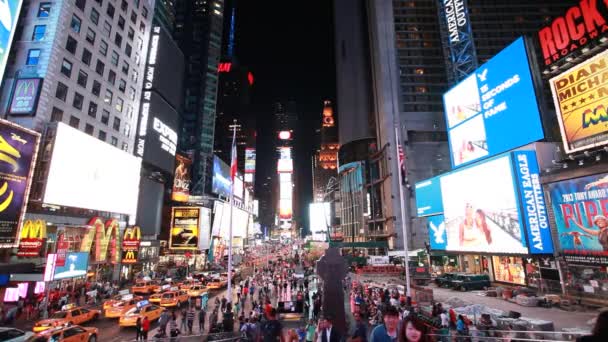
398,144,406,185
230,127,237,182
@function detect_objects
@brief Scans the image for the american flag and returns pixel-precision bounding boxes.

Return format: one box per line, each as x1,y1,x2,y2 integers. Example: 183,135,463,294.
230,127,237,182
398,144,406,185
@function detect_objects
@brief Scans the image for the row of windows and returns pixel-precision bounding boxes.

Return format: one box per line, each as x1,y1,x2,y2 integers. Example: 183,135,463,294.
50,106,127,150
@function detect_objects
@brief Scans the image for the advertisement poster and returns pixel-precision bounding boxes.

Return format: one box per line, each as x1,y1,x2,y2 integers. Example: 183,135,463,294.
245,148,256,174
90,217,120,263
550,49,608,154
415,176,443,217
8,78,42,115
547,173,608,264
0,0,23,83
198,207,211,250
443,37,543,167
427,215,447,250
212,156,231,198
53,252,89,280
55,231,69,267
0,120,40,244
172,154,191,202
170,207,200,250
17,219,46,257
492,256,526,285
441,154,528,254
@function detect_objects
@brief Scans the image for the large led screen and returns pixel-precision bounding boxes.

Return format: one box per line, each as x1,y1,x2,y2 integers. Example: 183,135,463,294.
426,151,553,254
0,0,23,84
443,37,543,168
136,93,178,173
309,202,330,241
44,123,141,217
0,119,40,244
212,156,231,198
212,201,248,239
546,173,608,264
53,252,89,280
549,49,608,154
415,176,443,217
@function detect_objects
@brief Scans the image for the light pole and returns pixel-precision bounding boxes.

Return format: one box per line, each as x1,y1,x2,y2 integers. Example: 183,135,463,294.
394,124,411,297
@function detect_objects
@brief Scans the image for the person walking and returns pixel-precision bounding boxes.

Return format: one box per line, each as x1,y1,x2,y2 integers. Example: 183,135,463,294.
158,310,169,337
187,306,196,334
135,317,142,341
577,310,608,342
261,308,284,342
305,320,316,342
141,316,150,341
369,306,399,342
180,307,188,333
169,314,180,342
199,307,206,333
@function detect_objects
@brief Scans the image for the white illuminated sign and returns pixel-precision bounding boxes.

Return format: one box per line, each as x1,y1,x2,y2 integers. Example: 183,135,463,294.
444,0,468,43
153,117,177,156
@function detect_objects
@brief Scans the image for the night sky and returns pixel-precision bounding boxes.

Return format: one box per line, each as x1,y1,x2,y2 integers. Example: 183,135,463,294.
234,0,336,234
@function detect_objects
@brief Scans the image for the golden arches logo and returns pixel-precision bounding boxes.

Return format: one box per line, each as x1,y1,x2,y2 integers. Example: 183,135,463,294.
123,250,137,263
19,219,46,239
89,217,120,263
124,226,141,241
16,80,36,97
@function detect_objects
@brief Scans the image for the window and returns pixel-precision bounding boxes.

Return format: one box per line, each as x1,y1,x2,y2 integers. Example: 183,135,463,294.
118,16,125,30
72,92,84,109
26,49,41,65
127,27,134,40
98,130,106,141
114,33,122,47
101,110,110,124
122,142,128,151
134,52,140,66
130,11,137,24
131,71,138,83
128,86,136,100
99,40,108,56
85,124,94,135
66,36,77,54
77,70,88,87
38,3,51,17
60,59,72,77
107,3,115,18
32,25,46,41
88,102,98,118
118,79,126,92
134,0,140,7
126,104,134,119
70,15,82,33
113,117,121,131
121,0,128,12
55,82,68,101
139,21,145,34
111,136,118,146
124,123,131,137
142,7,148,19
103,21,111,37
51,107,63,122
137,37,143,51
104,89,113,104
86,28,96,44
108,70,116,84
75,0,86,11
94,0,102,5
92,80,101,96
111,51,119,66
95,60,104,76
115,98,123,112
125,43,132,57
81,48,92,65
69,115,80,129
121,61,129,75
90,8,99,25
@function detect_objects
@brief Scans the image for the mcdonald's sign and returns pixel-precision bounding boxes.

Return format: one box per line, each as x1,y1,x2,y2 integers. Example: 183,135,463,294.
8,78,42,116
122,249,138,264
17,219,46,257
122,226,141,264
80,217,120,263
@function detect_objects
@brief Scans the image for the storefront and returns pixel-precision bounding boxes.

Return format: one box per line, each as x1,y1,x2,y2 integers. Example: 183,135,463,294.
492,256,525,285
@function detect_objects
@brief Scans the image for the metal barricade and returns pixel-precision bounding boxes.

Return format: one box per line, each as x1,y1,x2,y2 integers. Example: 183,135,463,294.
426,329,589,342
125,331,245,342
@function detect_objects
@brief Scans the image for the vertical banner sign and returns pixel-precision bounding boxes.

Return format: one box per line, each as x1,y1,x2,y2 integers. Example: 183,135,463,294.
170,207,200,250
549,49,608,154
172,154,192,202
55,230,69,266
427,215,447,251
546,173,608,264
0,0,24,83
512,151,553,254
17,219,46,257
89,217,120,263
0,119,40,244
438,0,478,83
198,207,211,250
8,79,43,115
122,226,141,264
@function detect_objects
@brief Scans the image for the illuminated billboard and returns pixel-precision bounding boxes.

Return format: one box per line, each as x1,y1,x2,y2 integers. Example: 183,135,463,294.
546,173,608,264
0,0,23,84
421,151,553,254
278,147,292,160
44,123,141,218
212,156,231,198
0,119,40,244
549,49,608,154
309,202,330,241
443,37,543,168
172,154,191,202
234,175,244,199
53,252,89,280
245,148,256,174
278,131,292,140
277,159,293,173
8,78,43,116
170,207,200,250
414,176,443,217
212,201,248,238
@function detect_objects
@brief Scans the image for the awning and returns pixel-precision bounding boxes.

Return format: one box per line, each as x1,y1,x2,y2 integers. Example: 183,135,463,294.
329,241,388,248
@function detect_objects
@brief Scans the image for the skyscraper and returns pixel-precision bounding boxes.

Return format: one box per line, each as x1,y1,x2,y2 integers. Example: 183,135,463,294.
174,0,224,195
312,100,338,202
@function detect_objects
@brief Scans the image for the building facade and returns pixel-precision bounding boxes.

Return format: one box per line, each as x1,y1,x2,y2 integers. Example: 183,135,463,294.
312,100,338,203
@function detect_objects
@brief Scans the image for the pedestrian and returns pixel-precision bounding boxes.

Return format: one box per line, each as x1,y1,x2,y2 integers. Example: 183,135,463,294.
158,310,169,337
577,310,608,342
352,312,368,342
180,307,188,333
141,316,150,341
199,307,206,333
170,314,180,342
319,315,341,342
399,315,427,342
187,306,196,334
456,315,469,342
261,308,284,342
235,300,241,317
135,317,142,341
369,306,400,342
221,296,227,312
305,319,316,342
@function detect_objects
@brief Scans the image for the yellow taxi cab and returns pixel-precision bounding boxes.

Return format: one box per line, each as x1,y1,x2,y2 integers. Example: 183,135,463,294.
207,278,227,290
187,284,208,297
33,305,100,333
29,325,98,342
131,280,159,295
104,295,143,318
103,293,142,311
153,280,177,293
179,279,200,290
159,290,189,308
118,302,165,327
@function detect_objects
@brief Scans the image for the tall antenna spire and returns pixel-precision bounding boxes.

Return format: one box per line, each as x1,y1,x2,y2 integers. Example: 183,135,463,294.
227,0,237,58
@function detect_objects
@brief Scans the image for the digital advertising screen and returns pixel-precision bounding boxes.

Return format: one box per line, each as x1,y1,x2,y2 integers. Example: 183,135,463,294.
44,123,141,218
309,202,330,241
549,49,608,154
170,207,200,250
0,0,23,84
245,148,256,174
212,156,231,198
53,252,89,280
234,176,244,199
212,201,248,239
546,173,608,264
415,176,443,217
136,93,178,173
8,78,43,116
427,215,447,250
443,37,544,168
198,207,211,250
172,153,191,202
0,119,40,244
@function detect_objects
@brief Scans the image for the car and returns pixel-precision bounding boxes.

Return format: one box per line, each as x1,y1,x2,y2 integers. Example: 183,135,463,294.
187,285,208,297
0,327,34,341
131,280,159,295
207,278,227,290
33,306,100,333
27,325,98,342
159,290,189,308
118,304,165,327
104,296,143,318
179,280,200,290
451,274,491,291
434,272,463,288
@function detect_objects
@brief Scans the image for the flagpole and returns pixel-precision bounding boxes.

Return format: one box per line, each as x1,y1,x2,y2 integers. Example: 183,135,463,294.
227,121,237,305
